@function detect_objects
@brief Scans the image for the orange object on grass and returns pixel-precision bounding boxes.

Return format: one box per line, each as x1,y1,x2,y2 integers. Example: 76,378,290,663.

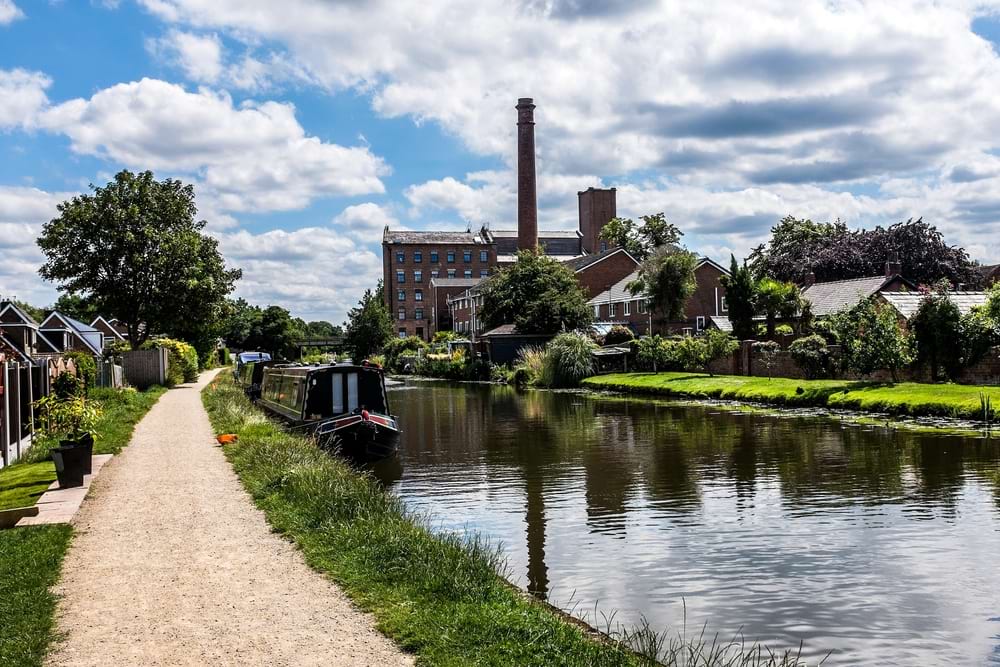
216,434,238,445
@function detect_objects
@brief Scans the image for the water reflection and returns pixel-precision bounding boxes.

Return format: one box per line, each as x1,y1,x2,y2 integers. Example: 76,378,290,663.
371,382,1000,665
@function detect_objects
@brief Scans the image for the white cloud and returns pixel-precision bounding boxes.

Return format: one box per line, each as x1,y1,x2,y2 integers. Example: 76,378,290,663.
333,202,400,240
148,30,224,83
0,69,50,129
0,186,72,308
217,226,382,323
38,78,388,212
134,0,1000,262
0,0,22,25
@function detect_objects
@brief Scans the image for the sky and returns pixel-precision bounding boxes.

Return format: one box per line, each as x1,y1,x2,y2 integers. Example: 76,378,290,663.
3,1,1000,325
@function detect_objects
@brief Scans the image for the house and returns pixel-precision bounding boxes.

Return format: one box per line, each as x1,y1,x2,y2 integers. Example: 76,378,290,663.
588,257,730,335
38,312,103,356
561,247,639,300
878,291,991,320
799,262,915,318
448,283,486,340
0,301,41,362
479,324,554,365
428,277,482,339
977,264,1000,288
91,316,128,348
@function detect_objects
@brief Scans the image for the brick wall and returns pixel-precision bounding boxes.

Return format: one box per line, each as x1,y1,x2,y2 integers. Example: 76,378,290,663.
575,251,638,300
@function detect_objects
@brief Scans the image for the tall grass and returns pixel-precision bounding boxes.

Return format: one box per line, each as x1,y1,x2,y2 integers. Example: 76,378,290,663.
202,375,812,666
540,332,597,388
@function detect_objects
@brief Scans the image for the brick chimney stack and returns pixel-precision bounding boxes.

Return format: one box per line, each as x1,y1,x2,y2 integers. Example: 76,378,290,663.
885,256,902,278
516,98,537,252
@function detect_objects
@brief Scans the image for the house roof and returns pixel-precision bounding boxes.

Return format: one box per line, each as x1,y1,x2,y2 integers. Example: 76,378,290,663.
0,301,40,327
383,228,491,245
0,332,32,362
709,315,733,332
429,277,481,289
562,247,638,272
39,311,103,355
801,275,907,317
497,253,587,264
586,257,726,305
880,291,991,319
491,229,581,239
91,316,126,341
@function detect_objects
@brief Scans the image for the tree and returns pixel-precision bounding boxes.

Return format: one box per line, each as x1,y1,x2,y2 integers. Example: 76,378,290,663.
910,283,962,381
305,321,340,338
720,254,757,339
788,334,832,379
480,250,592,334
345,282,392,361
247,306,300,359
52,293,99,323
748,215,978,286
600,213,682,261
628,246,697,323
37,170,241,349
753,278,801,338
221,298,262,350
832,299,913,382
753,340,781,380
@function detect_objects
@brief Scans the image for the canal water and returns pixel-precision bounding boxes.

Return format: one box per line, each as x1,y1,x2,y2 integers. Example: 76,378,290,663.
371,380,1000,665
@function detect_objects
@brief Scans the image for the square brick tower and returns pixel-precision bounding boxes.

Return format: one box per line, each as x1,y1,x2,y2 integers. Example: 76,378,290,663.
578,187,617,254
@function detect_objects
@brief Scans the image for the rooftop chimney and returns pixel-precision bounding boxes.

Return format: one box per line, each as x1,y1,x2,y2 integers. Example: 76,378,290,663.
516,98,537,252
885,256,902,278
578,187,617,254
804,271,816,288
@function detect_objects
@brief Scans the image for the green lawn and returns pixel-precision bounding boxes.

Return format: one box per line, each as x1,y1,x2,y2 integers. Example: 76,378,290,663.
0,525,73,667
202,374,807,667
582,372,1000,420
0,385,167,510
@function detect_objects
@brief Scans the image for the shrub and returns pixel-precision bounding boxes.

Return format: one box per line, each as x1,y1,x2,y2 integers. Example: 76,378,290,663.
910,286,962,380
102,339,131,360
788,334,832,379
603,325,635,345
64,351,96,390
959,308,1000,368
636,335,676,371
144,337,198,385
432,330,462,344
701,329,739,375
383,336,429,371
775,323,794,336
513,345,546,385
813,319,840,345
753,340,781,379
52,371,83,399
367,354,386,368
539,332,596,388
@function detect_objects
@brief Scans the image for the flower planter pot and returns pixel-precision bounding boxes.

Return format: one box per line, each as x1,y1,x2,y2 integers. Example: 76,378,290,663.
59,433,94,475
50,445,87,488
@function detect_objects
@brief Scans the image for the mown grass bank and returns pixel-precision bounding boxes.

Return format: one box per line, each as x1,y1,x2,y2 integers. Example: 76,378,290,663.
582,373,1000,421
203,375,810,667
0,524,73,667
0,385,167,511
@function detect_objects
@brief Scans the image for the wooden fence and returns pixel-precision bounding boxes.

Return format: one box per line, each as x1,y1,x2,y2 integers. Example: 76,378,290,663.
1,361,34,469
123,348,168,389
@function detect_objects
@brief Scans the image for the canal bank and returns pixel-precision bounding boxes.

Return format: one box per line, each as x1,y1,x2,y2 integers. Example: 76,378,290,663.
202,375,807,666
582,372,1000,422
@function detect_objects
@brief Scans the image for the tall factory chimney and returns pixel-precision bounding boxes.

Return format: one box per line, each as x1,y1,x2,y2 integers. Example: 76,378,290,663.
516,97,538,252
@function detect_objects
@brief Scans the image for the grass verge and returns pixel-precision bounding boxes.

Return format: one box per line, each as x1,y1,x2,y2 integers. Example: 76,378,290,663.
0,385,167,510
0,524,73,667
203,374,809,666
582,373,1000,421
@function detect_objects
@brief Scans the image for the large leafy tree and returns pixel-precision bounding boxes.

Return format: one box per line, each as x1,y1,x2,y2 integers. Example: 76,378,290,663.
345,282,392,361
832,299,913,382
480,250,592,334
749,216,978,286
720,254,757,339
600,213,682,261
628,245,697,322
754,278,802,338
37,170,241,349
52,293,99,323
910,283,962,381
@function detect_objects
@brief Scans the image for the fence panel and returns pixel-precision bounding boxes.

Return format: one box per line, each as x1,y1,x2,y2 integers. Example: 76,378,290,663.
95,359,125,389
123,349,168,389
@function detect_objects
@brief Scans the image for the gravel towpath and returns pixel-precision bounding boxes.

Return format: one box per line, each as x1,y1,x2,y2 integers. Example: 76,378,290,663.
48,370,412,667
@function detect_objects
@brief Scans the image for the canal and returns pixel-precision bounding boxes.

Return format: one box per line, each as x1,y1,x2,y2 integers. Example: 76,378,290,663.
371,380,1000,665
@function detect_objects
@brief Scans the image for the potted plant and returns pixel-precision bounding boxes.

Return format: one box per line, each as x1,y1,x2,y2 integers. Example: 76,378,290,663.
36,394,102,487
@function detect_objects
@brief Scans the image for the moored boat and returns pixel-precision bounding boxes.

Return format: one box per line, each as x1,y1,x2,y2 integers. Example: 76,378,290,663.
258,362,400,460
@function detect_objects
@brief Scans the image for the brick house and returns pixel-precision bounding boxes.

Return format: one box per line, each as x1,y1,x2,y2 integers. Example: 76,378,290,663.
429,277,482,336
799,263,916,319
588,257,730,335
562,247,639,299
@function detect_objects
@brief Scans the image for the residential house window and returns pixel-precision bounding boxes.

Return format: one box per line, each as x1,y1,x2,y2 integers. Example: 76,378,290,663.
415,308,424,320
624,300,631,316
447,269,456,278
397,289,405,301
431,270,439,279
464,250,472,263
398,308,406,321
638,300,646,314
447,251,455,263
593,304,600,318
415,289,423,301
398,328,407,338
609,302,617,317
480,250,488,262
696,316,706,331
721,296,728,312
464,270,472,278
480,269,488,278
431,251,439,262
414,270,422,282
396,270,405,284
396,251,405,263
414,250,422,263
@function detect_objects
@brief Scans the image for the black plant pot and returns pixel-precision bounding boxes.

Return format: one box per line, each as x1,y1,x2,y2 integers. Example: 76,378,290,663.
50,445,87,488
59,433,94,475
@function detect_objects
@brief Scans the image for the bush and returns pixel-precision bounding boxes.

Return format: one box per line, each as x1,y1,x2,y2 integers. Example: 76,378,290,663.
513,346,546,385
788,334,832,379
52,371,83,399
539,332,596,388
636,335,677,371
383,336,429,371
102,339,131,361
775,323,794,336
64,351,96,390
432,330,463,344
813,319,839,345
143,337,198,385
603,325,635,345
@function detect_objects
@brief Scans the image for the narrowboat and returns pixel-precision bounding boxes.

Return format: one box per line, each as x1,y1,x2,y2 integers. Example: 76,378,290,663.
234,351,271,380
258,362,400,460
237,359,277,400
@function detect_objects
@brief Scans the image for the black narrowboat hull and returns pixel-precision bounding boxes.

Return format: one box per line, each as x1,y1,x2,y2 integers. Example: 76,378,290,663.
315,413,400,461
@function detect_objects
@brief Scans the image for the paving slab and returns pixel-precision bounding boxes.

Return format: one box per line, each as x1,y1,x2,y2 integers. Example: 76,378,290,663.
16,454,113,527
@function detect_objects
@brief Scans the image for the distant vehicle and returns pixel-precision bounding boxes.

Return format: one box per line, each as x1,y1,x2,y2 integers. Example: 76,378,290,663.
234,351,271,379
258,362,400,460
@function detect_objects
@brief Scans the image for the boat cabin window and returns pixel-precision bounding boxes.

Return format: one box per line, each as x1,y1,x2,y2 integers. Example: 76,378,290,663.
332,374,343,414
347,373,359,412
